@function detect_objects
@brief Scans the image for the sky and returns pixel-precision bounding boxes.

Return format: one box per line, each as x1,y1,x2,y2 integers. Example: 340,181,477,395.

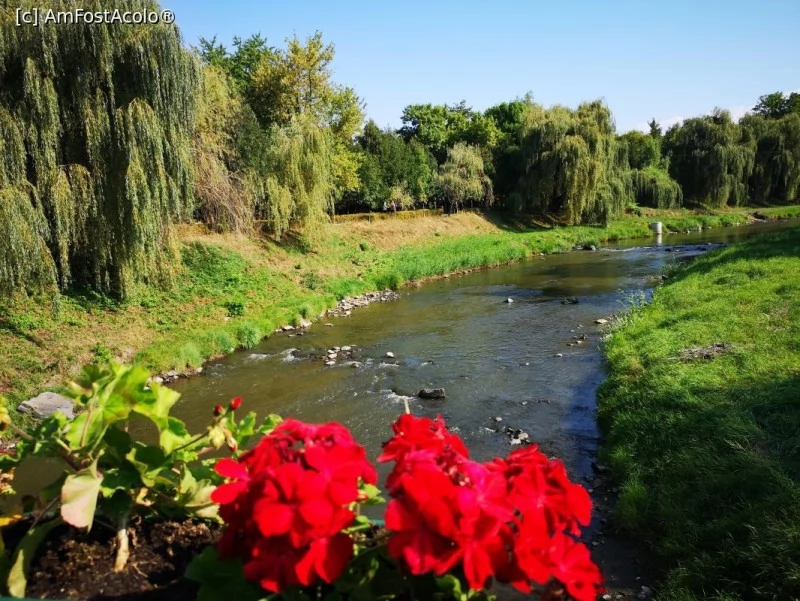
161,0,800,133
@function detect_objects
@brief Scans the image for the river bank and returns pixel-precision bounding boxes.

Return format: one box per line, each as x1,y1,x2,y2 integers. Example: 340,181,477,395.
597,224,800,600
1,205,799,409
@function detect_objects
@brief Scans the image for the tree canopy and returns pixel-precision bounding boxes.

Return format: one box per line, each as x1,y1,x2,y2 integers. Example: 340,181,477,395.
512,101,630,224
2,4,799,301
0,0,198,299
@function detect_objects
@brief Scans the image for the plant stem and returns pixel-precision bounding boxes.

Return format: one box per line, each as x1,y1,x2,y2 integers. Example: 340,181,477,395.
79,407,93,448
8,423,34,442
171,431,210,455
113,513,130,572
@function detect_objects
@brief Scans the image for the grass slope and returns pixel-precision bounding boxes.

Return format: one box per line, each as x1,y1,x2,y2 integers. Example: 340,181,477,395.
0,206,795,408
598,225,800,600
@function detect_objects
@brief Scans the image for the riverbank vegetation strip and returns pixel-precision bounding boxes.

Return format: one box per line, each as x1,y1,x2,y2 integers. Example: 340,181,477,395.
598,225,800,600
1,206,798,408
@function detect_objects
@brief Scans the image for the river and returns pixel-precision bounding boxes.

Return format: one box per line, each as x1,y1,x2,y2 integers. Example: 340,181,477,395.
167,220,794,489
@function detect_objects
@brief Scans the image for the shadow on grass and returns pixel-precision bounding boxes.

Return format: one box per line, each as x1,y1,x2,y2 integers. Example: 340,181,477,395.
599,362,800,599
665,224,800,285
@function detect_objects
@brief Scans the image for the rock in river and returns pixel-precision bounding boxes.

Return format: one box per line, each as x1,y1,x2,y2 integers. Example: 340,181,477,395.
505,297,514,303
595,318,609,324
418,388,446,399
18,392,75,419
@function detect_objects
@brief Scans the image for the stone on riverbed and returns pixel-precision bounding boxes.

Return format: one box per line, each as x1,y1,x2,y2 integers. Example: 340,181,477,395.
595,318,609,325
18,392,75,419
418,388,446,399
385,351,395,358
505,297,514,303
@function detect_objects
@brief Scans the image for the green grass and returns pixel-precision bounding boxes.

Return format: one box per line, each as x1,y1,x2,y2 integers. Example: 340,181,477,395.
0,205,794,411
597,226,800,600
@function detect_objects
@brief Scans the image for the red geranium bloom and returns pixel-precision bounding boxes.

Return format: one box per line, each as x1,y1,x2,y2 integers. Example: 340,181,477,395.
211,417,375,593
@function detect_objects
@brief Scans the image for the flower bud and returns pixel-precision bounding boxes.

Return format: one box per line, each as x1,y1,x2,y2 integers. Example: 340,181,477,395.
214,404,224,416
230,396,242,411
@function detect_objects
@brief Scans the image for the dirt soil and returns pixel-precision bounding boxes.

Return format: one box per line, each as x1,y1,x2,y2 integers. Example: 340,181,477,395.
5,518,220,600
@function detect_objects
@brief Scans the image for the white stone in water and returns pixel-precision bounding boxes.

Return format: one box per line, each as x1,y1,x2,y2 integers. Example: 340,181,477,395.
595,318,609,325
505,297,514,303
341,345,352,352
325,360,336,367
385,351,395,358
555,353,564,358
494,416,502,422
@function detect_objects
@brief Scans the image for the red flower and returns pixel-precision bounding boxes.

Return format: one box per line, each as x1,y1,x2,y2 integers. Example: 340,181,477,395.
230,396,242,410
213,404,224,416
381,413,604,595
211,418,375,593
549,534,605,601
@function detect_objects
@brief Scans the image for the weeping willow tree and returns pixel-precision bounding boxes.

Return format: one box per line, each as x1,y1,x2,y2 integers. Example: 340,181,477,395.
259,113,334,241
436,142,493,213
193,65,262,233
662,110,753,208
0,0,199,299
741,113,800,203
514,101,631,225
631,166,683,209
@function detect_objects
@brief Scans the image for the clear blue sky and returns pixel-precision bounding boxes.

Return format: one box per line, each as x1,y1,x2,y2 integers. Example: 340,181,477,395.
161,0,800,133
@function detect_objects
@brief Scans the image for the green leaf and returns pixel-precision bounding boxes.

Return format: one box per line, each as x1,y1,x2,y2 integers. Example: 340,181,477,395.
7,517,63,598
125,443,168,488
185,547,263,601
132,381,181,431
175,467,219,519
160,417,193,455
98,463,140,498
102,426,134,462
61,462,103,529
359,482,385,506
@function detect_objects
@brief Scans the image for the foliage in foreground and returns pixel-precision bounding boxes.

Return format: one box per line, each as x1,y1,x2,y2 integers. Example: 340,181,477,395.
0,360,280,597
598,226,800,600
0,359,603,601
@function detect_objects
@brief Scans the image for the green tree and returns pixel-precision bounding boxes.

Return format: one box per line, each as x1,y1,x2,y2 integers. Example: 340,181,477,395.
352,121,436,212
196,34,273,108
261,114,334,241
399,102,499,164
485,97,534,200
193,65,266,233
513,101,631,224
752,91,800,120
0,0,199,299
663,109,753,207
436,143,494,213
619,130,662,170
741,112,800,203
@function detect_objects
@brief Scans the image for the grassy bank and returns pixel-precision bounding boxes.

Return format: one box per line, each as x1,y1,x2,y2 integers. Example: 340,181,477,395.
0,205,793,408
597,225,800,600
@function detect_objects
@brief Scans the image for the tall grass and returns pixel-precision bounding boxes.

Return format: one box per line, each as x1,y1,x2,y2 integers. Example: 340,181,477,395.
598,226,800,600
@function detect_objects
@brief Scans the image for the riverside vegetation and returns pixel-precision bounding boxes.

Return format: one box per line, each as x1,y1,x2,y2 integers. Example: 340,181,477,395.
598,225,800,600
3,206,800,410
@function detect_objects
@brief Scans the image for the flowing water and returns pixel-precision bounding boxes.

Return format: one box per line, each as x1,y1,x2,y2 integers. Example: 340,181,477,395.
163,219,796,493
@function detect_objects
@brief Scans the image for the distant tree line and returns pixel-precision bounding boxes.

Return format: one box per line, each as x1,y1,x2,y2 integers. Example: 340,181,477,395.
1,0,798,300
